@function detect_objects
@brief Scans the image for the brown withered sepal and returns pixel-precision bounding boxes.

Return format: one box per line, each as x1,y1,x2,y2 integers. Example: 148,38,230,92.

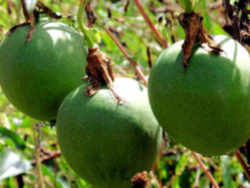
131,171,149,188
84,48,123,104
178,12,222,69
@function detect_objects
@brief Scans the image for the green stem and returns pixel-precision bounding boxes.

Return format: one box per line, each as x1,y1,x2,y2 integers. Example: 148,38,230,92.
77,0,94,48
184,0,193,12
181,0,199,12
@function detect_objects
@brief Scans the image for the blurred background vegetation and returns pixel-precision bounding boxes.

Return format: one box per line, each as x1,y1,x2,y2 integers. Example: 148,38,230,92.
0,0,249,187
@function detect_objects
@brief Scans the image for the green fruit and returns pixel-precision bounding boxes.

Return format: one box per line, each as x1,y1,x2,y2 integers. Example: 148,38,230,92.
148,35,250,156
110,0,120,3
0,21,87,121
56,78,162,188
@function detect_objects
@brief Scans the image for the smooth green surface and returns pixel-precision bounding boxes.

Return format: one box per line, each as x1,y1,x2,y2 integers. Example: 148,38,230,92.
149,35,250,156
0,21,87,121
110,0,120,3
56,78,162,188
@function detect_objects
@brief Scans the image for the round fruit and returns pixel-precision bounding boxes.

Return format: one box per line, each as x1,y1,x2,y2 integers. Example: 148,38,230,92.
56,78,162,188
0,21,87,121
110,0,120,3
148,35,250,156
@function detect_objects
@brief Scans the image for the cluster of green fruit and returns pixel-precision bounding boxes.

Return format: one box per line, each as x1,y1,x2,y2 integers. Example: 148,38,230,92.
0,19,250,187
0,21,162,188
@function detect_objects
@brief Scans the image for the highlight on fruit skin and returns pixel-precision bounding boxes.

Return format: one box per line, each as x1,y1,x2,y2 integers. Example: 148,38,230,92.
56,78,162,188
148,35,250,156
0,21,87,121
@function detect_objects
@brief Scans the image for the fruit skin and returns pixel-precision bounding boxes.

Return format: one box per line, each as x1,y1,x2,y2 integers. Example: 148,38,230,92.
56,78,162,188
110,0,120,3
148,35,250,156
0,21,87,121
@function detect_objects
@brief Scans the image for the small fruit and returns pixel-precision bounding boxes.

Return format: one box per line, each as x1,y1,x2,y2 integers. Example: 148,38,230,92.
56,78,162,188
0,21,87,121
148,35,250,156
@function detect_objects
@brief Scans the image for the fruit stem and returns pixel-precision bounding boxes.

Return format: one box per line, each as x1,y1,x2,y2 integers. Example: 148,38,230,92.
77,0,95,48
105,27,148,86
179,0,199,12
133,0,168,48
191,152,220,188
235,150,250,180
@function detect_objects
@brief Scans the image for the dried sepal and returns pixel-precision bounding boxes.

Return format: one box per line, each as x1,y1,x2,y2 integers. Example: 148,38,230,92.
178,12,222,70
84,48,123,104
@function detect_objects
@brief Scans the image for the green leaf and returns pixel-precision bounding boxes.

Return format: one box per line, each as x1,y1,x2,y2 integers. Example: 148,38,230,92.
0,148,32,180
179,0,192,12
175,153,189,175
0,127,25,150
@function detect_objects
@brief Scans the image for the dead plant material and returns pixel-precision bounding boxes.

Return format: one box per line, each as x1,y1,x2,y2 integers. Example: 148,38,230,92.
37,1,62,19
235,149,250,180
7,23,29,35
85,2,97,28
10,1,61,42
20,0,30,21
105,27,148,86
239,139,250,165
124,0,130,13
131,171,149,188
25,14,35,42
7,21,35,42
107,8,112,18
146,46,152,69
223,0,250,46
178,12,222,69
109,27,121,39
246,140,250,164
134,0,168,48
209,0,223,10
84,48,123,104
149,1,182,14
32,151,61,166
6,0,13,15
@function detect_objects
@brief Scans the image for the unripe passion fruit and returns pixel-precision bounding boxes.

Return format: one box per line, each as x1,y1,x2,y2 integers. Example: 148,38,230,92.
56,78,162,188
0,22,87,121
110,0,120,3
148,35,250,156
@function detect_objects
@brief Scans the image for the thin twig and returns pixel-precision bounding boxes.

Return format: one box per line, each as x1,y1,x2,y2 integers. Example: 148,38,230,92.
20,0,29,21
105,27,148,86
133,0,168,48
32,151,61,166
6,0,13,15
37,1,62,19
192,152,220,188
146,46,152,69
235,150,250,180
193,166,201,188
124,0,130,13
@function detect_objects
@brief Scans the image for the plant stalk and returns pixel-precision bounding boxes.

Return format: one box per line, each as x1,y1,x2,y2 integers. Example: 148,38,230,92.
20,0,29,21
192,152,220,188
133,0,168,48
105,27,148,86
77,0,94,48
235,150,250,180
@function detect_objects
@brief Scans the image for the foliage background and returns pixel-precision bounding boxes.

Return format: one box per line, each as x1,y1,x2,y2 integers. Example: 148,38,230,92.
0,0,249,187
